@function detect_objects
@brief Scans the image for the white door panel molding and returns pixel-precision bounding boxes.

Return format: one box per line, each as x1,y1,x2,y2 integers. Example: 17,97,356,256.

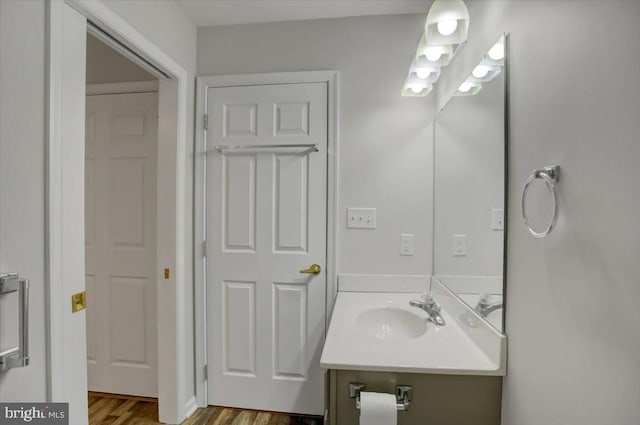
195,73,338,414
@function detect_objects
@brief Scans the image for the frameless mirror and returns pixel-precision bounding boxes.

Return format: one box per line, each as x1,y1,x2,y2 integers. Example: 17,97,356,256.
433,34,508,332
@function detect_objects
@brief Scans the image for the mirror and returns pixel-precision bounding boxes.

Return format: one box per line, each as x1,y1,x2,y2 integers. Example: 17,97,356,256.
433,34,507,332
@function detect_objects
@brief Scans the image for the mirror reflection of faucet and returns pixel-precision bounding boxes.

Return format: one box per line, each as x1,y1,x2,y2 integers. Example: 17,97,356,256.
409,293,446,326
474,293,503,318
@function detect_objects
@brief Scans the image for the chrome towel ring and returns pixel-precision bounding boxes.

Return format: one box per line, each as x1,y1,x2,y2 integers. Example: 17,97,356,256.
521,165,559,238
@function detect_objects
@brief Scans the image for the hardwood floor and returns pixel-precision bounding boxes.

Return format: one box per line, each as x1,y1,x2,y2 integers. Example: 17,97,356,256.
88,393,323,425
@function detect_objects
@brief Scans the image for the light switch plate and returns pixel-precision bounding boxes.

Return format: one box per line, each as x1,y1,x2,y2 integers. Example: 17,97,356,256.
400,234,414,256
347,208,377,229
453,234,467,256
491,208,504,231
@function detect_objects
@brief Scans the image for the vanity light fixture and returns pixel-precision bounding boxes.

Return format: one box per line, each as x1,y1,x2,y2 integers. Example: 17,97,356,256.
469,60,502,83
425,0,470,46
409,63,442,84
455,79,482,96
401,0,469,97
402,79,433,97
488,40,505,61
415,35,454,67
456,35,505,96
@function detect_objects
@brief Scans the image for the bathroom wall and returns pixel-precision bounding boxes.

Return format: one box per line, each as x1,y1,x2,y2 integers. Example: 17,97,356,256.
197,15,436,289
434,1,640,423
0,0,48,402
0,0,198,415
98,0,198,411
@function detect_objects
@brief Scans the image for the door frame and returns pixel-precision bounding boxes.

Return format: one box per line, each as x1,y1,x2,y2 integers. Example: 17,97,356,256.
47,1,191,423
194,71,339,407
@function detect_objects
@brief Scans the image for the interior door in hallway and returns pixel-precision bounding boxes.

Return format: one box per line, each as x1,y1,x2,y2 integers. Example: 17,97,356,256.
206,83,328,415
85,91,158,397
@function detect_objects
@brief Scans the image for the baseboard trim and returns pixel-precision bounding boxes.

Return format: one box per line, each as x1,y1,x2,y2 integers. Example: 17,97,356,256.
184,396,198,421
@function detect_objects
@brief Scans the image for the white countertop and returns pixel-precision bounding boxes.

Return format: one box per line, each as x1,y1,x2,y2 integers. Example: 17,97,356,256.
320,291,505,376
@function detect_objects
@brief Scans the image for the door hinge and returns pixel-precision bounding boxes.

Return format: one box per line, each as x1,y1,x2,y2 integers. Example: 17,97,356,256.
203,364,208,380
202,240,207,257
203,114,209,131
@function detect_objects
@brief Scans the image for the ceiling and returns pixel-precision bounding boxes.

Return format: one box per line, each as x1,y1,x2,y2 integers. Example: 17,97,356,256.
175,0,430,27
86,33,156,84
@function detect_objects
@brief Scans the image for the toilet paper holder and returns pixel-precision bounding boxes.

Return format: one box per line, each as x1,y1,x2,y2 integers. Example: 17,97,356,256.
348,383,413,412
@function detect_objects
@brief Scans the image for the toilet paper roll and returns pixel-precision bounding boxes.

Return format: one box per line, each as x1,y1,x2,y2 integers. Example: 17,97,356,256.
359,391,397,425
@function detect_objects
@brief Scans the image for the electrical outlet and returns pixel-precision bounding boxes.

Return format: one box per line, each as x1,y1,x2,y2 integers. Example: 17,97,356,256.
347,208,377,229
453,234,467,256
400,234,414,256
491,208,504,230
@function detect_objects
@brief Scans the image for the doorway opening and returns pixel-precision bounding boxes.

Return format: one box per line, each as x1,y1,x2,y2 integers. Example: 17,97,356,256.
84,31,159,404
47,2,190,423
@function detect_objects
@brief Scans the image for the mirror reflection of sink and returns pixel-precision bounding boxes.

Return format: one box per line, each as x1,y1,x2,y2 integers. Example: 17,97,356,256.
356,308,427,341
485,309,503,331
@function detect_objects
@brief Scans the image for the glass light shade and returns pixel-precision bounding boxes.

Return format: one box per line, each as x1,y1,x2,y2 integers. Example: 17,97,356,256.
469,59,502,83
437,20,458,36
409,63,441,84
454,79,482,96
472,65,489,78
488,41,505,61
402,79,433,97
425,0,470,46
415,35,453,67
425,47,443,62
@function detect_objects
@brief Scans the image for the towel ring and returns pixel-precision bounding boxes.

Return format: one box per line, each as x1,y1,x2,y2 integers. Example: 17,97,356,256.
521,165,559,238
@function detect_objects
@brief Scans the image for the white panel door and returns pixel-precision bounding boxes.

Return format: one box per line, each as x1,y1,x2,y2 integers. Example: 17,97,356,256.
85,92,158,397
206,83,327,415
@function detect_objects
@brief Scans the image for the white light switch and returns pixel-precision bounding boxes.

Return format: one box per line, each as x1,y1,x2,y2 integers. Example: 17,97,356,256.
347,208,377,229
491,208,504,231
453,234,467,256
400,234,414,256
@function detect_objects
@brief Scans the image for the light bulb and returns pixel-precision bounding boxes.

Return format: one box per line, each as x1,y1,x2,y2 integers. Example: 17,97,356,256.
472,66,489,78
409,84,425,94
488,42,505,61
415,68,432,79
458,82,472,93
425,47,443,62
437,20,458,36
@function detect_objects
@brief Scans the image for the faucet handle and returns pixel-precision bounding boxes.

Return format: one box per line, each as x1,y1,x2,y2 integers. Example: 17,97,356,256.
478,293,491,306
421,292,434,303
421,292,440,311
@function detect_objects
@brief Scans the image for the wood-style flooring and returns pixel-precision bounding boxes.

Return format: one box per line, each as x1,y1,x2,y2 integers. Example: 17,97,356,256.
88,393,323,425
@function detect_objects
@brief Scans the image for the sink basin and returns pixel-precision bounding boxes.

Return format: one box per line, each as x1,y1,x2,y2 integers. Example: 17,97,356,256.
320,291,506,375
357,307,427,341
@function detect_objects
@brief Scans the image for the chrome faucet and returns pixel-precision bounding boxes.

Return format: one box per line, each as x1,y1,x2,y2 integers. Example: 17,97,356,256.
474,294,503,318
409,294,445,326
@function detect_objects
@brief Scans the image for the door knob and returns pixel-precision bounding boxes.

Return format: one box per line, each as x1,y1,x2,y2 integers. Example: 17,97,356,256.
299,264,321,275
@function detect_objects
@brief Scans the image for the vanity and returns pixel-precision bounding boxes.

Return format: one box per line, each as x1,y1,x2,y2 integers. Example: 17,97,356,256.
321,279,506,425
321,34,508,425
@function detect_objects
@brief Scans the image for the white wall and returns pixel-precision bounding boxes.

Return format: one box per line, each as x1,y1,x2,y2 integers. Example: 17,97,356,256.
434,1,640,423
98,0,198,410
100,0,196,72
197,15,436,283
0,0,48,402
0,0,198,415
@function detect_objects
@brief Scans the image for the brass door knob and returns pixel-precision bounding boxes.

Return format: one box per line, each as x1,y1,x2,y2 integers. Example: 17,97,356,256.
299,264,321,275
